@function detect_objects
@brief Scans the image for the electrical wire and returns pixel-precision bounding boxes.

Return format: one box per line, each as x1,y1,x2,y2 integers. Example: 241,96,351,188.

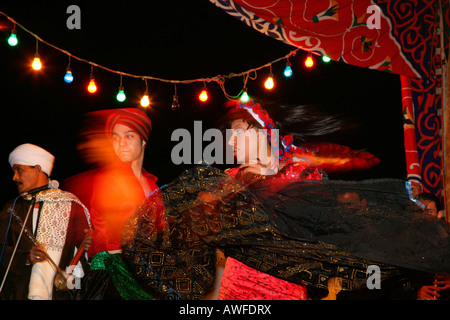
0,11,300,99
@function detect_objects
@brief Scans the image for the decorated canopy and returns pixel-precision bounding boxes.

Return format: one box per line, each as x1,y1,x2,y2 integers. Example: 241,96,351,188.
210,0,449,222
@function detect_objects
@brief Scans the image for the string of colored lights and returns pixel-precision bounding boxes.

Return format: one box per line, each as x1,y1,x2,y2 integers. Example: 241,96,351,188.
1,11,331,108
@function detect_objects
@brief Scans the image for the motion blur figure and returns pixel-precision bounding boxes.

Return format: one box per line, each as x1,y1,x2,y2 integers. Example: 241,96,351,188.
71,108,162,300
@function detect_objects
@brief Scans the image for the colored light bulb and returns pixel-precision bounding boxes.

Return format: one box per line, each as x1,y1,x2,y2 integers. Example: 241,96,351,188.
32,56,42,70
199,89,208,102
284,64,293,77
322,56,331,63
240,91,249,103
140,94,150,107
264,75,274,89
87,78,97,93
305,56,314,68
171,95,180,110
8,32,18,46
64,69,73,83
116,88,126,102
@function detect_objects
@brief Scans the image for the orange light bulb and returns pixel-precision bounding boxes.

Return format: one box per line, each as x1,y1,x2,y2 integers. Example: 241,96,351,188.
140,94,150,107
264,75,274,90
32,57,42,70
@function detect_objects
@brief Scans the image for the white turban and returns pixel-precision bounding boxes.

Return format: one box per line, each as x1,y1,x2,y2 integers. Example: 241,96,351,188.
9,143,55,176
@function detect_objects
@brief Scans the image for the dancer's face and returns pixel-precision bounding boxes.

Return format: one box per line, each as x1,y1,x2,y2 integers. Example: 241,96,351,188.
111,123,146,163
227,119,260,164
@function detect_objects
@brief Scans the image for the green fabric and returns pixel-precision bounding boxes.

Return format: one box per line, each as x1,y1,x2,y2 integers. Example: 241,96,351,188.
91,251,153,300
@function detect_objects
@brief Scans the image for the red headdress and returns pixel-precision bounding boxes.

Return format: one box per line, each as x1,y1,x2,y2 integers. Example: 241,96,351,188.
105,108,152,142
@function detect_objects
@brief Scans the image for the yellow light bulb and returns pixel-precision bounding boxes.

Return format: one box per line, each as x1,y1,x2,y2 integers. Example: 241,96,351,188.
199,89,208,102
305,56,314,68
32,57,42,70
140,94,150,107
87,78,97,93
264,76,274,89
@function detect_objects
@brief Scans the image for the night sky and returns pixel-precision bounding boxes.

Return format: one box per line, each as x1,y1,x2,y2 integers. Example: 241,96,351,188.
0,1,405,204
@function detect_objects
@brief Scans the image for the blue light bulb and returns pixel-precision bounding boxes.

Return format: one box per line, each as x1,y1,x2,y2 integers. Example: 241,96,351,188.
284,65,293,77
64,70,73,83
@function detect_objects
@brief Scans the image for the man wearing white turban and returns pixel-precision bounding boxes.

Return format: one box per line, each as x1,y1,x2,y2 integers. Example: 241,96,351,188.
9,143,55,174
0,143,92,300
8,143,55,195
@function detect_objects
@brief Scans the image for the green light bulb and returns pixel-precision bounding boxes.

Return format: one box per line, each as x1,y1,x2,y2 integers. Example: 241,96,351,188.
8,33,18,46
240,91,250,103
116,88,126,102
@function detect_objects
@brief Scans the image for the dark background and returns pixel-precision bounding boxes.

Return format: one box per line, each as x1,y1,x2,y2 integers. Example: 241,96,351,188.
0,1,405,204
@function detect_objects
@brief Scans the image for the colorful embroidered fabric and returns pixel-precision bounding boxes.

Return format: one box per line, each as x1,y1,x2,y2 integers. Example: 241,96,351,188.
217,163,320,300
210,0,421,77
88,251,153,300
218,257,307,300
122,165,450,300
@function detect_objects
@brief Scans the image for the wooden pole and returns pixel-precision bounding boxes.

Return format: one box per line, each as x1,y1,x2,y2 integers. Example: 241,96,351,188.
444,58,449,227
